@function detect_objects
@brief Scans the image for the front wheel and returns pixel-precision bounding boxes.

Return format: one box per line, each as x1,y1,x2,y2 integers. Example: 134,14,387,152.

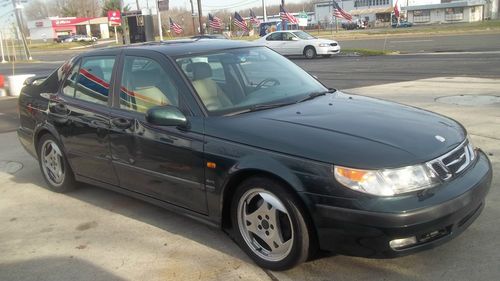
231,177,311,270
304,47,316,59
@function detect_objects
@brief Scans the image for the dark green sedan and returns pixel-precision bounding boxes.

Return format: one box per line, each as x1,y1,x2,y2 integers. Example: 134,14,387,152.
17,39,492,270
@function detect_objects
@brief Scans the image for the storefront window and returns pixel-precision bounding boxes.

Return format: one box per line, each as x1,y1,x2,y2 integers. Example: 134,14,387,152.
413,10,431,23
445,7,464,21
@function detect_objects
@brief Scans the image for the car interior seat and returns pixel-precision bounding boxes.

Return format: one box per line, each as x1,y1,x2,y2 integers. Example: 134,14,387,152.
188,62,232,111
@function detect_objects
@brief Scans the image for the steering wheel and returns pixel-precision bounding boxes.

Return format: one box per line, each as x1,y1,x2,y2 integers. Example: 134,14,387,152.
255,78,280,90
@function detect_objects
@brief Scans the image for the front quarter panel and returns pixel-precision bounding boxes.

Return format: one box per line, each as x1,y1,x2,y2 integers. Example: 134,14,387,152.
203,135,335,222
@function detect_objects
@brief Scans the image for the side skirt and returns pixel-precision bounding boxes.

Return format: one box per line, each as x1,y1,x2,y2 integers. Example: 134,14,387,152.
75,174,220,228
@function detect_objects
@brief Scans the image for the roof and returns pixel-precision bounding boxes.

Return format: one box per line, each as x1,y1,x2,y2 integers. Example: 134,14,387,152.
405,0,486,11
350,7,393,16
84,39,259,57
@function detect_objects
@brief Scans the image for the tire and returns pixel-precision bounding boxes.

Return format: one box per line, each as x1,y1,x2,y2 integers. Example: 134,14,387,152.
304,46,316,59
37,134,76,193
322,54,332,58
231,177,310,270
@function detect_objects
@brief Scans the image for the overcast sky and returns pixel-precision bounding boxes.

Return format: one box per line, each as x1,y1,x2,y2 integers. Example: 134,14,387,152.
123,0,308,13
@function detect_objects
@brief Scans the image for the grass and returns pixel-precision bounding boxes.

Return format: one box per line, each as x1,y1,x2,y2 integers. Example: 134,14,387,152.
341,48,397,56
26,41,95,50
315,19,500,40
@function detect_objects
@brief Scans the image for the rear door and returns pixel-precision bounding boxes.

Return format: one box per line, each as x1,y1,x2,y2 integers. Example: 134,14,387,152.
50,52,119,185
108,49,207,214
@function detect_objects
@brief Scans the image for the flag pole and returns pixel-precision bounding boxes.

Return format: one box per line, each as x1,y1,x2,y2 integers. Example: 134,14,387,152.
335,17,338,33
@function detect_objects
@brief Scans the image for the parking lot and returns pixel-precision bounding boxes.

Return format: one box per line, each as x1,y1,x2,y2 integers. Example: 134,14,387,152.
0,37,499,280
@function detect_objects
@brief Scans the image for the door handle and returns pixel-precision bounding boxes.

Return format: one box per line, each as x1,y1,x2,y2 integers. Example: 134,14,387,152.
111,117,132,130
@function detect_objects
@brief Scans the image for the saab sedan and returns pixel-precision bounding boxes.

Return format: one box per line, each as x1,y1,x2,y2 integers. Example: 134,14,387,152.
18,39,491,270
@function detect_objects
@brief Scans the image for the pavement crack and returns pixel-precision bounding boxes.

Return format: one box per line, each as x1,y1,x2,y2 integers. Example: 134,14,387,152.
263,269,280,281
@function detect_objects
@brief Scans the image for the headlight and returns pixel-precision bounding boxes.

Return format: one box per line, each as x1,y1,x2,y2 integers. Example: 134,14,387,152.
318,43,331,47
334,164,439,196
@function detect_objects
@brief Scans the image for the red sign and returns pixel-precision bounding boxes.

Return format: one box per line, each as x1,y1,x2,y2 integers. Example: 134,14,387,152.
51,18,91,27
108,10,121,26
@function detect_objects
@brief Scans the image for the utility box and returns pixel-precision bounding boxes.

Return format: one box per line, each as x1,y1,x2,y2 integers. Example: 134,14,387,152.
122,11,155,44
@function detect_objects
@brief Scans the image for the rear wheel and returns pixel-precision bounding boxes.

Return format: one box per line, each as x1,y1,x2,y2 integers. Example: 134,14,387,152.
37,134,76,193
231,177,310,270
304,46,316,59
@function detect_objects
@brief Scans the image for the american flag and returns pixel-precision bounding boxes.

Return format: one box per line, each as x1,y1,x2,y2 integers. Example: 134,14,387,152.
233,12,248,31
249,9,260,26
393,0,400,18
169,18,183,34
209,13,223,30
279,5,299,25
332,1,353,21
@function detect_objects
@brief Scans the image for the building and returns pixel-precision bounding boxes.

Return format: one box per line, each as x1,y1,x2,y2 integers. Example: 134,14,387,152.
27,17,111,41
314,0,498,27
314,1,400,27
404,0,493,24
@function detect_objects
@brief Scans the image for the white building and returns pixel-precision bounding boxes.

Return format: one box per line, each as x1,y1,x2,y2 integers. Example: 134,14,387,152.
314,0,498,27
404,0,492,25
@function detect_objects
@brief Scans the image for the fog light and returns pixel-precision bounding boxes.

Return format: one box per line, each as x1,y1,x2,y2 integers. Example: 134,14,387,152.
389,236,417,250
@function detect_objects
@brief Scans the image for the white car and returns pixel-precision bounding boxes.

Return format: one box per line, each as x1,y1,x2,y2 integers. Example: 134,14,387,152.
255,30,341,59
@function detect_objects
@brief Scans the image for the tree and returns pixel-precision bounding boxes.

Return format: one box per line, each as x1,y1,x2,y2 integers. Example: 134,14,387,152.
24,0,52,20
102,0,130,16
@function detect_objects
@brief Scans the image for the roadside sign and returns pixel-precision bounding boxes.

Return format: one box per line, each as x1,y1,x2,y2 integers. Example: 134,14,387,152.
298,12,308,27
108,10,121,26
158,0,169,11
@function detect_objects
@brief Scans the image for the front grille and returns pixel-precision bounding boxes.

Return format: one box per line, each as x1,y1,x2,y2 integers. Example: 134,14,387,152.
330,43,338,46
427,139,475,181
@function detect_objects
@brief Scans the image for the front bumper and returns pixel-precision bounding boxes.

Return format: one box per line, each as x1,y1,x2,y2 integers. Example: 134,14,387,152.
305,150,492,258
316,46,341,55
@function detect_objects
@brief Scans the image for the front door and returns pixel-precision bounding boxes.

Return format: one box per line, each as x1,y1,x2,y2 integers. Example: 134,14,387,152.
108,50,207,214
50,54,119,185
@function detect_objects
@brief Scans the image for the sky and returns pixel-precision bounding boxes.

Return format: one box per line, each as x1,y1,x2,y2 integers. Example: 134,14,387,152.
0,0,307,33
123,0,307,13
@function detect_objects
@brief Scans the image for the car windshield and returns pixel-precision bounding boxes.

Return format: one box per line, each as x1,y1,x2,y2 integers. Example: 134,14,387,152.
292,31,316,40
176,47,327,116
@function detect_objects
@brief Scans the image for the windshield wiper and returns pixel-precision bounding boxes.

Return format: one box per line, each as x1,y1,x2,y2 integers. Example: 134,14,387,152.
296,88,337,103
227,102,295,116
249,102,295,112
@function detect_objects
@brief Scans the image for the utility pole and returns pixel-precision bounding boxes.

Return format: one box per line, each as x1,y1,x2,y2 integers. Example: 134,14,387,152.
262,0,267,22
11,0,31,60
157,0,163,40
0,31,6,63
189,0,196,34
197,0,204,35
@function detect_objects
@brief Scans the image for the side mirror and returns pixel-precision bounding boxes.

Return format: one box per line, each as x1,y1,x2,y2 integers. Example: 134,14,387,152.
146,105,189,128
290,37,299,41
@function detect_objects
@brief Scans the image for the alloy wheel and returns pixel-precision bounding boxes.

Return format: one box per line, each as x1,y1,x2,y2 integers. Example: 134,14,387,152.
237,188,294,262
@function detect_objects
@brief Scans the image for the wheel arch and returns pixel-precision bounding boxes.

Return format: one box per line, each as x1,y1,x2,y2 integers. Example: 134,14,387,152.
219,156,318,244
33,124,66,159
303,45,316,55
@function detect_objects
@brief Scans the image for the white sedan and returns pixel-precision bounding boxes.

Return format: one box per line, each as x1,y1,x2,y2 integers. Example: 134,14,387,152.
255,30,340,59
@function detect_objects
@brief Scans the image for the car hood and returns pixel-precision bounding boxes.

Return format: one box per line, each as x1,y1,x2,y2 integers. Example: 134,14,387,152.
204,92,466,169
